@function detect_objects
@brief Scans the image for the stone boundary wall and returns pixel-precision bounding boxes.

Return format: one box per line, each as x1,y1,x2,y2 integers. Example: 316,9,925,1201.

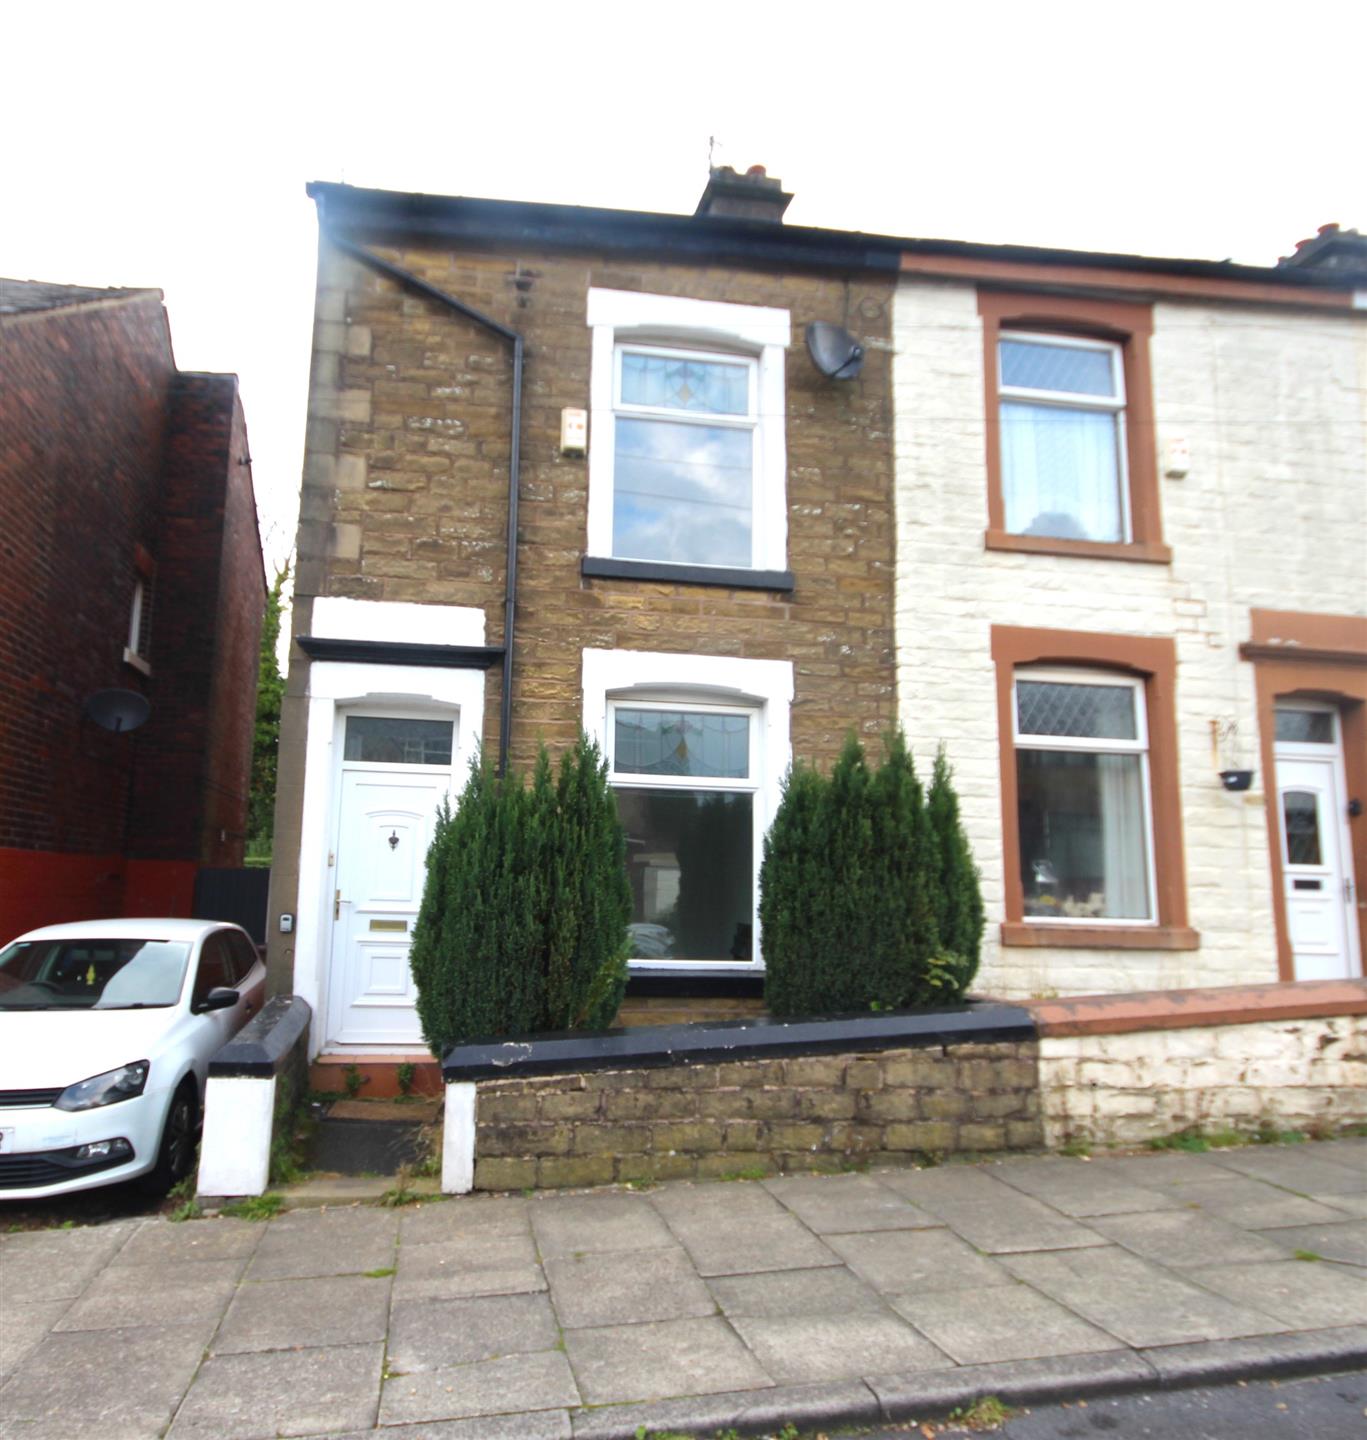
1035,1016,1367,1149
470,1042,1041,1192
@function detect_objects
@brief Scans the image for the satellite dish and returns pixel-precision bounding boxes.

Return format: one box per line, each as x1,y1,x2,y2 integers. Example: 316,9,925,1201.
805,322,865,380
85,689,151,734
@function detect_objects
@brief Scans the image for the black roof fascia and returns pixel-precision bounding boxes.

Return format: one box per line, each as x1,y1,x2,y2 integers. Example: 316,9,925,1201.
309,182,899,275
308,181,1359,294
297,636,505,669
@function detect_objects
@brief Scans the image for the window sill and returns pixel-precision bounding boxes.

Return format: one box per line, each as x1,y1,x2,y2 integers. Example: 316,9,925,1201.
582,556,795,593
985,530,1172,565
1001,921,1200,951
122,647,152,677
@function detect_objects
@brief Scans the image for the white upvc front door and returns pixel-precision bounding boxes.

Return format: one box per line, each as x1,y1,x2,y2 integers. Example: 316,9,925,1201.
325,715,455,1047
1274,706,1360,981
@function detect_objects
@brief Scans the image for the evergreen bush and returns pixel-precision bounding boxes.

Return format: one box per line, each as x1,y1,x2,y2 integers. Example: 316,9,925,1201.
760,732,982,1017
928,745,985,995
409,735,630,1056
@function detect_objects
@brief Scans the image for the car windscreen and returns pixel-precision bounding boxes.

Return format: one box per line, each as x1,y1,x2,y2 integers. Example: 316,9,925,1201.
0,939,193,1009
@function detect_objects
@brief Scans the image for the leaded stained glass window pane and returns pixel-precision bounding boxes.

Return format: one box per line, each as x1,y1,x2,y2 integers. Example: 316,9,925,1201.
1017,681,1137,741
614,710,749,779
344,717,453,765
621,352,750,415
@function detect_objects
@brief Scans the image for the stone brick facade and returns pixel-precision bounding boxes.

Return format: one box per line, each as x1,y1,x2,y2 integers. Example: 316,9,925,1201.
269,193,900,1011
470,1041,1042,1191
0,286,265,938
893,279,1366,999
289,239,896,767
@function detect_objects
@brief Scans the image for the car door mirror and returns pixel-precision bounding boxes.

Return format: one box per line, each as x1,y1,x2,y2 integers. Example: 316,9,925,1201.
193,987,239,1014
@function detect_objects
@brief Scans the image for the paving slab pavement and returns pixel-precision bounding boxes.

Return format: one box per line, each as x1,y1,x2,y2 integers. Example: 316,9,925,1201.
1,1138,1364,1439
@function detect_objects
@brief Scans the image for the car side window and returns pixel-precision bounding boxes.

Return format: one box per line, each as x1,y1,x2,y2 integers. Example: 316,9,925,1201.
192,934,234,1006
227,931,259,983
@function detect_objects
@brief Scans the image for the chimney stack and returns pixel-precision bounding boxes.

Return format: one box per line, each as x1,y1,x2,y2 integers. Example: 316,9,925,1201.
694,164,793,223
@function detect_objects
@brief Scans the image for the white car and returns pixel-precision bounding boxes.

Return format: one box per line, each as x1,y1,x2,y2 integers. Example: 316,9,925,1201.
0,918,266,1200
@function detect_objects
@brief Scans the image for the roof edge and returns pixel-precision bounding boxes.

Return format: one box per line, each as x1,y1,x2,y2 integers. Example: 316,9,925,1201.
307,181,1363,294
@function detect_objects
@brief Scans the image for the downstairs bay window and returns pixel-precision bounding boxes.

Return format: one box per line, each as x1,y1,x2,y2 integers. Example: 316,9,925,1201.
991,626,1197,950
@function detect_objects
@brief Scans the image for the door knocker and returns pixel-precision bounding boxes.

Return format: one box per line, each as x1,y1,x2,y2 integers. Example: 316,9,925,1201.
388,830,400,850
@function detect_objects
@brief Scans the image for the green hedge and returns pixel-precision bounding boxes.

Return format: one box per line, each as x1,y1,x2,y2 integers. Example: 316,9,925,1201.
760,733,982,1017
409,735,630,1056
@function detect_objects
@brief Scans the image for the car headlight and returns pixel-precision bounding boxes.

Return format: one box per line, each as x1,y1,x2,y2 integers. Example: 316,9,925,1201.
53,1061,150,1111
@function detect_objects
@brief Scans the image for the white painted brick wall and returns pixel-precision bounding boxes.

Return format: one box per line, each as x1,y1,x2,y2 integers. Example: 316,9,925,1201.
1037,1016,1367,1146
893,280,1367,998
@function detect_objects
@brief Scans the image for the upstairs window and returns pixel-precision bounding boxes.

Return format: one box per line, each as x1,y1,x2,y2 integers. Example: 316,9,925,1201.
586,288,791,585
998,333,1128,544
979,293,1167,564
613,345,758,567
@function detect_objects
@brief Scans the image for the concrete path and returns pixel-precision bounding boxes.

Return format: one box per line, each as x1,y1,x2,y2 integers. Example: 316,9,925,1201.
1,1139,1364,1440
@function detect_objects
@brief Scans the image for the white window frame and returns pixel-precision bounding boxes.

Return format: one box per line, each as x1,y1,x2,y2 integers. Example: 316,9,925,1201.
586,288,790,572
582,647,793,971
123,578,151,675
998,331,1131,544
1012,666,1158,927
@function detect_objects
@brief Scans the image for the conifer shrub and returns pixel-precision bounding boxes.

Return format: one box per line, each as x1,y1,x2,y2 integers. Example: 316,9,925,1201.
759,732,982,1017
409,735,630,1056
928,744,985,995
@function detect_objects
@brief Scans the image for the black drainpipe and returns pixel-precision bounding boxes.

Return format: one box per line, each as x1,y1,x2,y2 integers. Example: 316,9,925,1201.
320,224,523,777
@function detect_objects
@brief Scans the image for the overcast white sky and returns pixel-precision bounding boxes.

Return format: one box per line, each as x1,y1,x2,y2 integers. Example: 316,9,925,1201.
4,2,1363,575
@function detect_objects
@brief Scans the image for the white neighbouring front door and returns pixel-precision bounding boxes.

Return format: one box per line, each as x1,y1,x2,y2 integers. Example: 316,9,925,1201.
326,715,455,1047
1274,706,1361,981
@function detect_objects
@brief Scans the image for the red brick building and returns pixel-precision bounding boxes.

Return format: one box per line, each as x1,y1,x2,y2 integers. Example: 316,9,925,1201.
0,279,267,941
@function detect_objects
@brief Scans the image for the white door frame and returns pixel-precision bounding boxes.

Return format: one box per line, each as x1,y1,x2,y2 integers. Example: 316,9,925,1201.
1273,702,1361,979
292,600,486,1058
324,708,459,1048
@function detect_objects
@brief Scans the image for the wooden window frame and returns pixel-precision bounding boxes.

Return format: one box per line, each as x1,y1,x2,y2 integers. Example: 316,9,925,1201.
980,291,1170,564
992,625,1198,950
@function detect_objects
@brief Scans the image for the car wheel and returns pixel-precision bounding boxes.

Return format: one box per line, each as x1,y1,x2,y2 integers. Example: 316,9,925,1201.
140,1079,199,1196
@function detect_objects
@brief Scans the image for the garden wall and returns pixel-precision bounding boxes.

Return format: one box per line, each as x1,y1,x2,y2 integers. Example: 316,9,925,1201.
441,980,1367,1193
1029,980,1367,1149
442,1006,1041,1192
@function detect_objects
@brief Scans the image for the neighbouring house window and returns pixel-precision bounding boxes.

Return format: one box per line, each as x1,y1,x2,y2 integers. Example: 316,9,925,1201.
581,647,794,971
586,288,790,578
998,333,1127,543
1014,671,1155,923
124,576,152,673
609,701,760,963
990,626,1196,950
979,293,1167,563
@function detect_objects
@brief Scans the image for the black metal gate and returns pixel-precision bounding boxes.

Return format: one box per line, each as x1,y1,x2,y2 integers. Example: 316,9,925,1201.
193,867,270,944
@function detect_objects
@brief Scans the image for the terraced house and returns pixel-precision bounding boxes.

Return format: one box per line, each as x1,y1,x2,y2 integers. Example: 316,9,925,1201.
267,174,1364,1067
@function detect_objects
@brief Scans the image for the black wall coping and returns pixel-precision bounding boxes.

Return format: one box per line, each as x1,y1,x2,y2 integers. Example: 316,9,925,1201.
582,556,796,594
209,996,313,1079
443,1002,1037,1083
